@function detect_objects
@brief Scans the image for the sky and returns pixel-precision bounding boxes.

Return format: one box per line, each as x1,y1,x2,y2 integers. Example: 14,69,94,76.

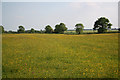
2,1,118,31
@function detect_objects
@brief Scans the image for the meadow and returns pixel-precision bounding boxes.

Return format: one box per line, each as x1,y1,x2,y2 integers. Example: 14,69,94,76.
2,33,118,78
64,30,119,34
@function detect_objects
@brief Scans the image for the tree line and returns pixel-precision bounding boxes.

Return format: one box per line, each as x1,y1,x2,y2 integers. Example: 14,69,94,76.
0,17,120,34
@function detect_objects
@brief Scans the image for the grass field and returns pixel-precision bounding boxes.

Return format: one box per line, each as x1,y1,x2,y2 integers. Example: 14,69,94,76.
2,33,118,78
64,30,119,34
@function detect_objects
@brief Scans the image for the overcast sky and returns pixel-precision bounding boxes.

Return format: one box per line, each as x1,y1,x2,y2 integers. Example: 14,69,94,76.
2,2,118,31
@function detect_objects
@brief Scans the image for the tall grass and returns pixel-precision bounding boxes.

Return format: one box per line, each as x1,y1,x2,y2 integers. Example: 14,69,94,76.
2,33,118,78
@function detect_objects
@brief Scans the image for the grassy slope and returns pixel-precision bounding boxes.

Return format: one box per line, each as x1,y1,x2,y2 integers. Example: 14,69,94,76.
2,33,118,78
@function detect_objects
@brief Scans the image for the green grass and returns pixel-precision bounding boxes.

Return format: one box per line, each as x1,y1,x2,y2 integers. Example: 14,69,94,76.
2,33,118,78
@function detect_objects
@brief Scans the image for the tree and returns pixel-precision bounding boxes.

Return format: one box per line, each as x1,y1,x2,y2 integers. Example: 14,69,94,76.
40,29,43,33
25,30,30,33
8,30,13,33
45,25,53,33
93,17,112,33
118,28,120,31
54,23,67,33
54,24,60,33
30,28,35,33
35,30,41,33
17,26,25,33
0,25,4,33
75,23,84,34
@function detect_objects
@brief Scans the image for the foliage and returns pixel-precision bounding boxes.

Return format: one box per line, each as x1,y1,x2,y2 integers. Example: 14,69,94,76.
8,30,13,33
7,30,17,34
25,29,42,33
93,17,112,33
17,26,25,33
40,29,43,33
75,23,84,34
118,28,120,31
3,31,7,33
0,25,4,33
97,27,107,33
45,25,53,33
25,30,31,33
39,29,45,33
30,28,35,33
54,23,67,33
35,30,41,33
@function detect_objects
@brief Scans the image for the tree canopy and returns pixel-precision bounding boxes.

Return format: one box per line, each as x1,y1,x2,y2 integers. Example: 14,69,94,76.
75,23,84,34
17,26,25,33
30,28,35,33
45,25,53,33
93,17,112,33
1,17,116,34
0,25,4,33
54,23,67,33
118,28,120,31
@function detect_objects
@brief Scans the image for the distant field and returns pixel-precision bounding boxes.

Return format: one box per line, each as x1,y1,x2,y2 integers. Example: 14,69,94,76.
2,33,118,78
64,30,119,34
